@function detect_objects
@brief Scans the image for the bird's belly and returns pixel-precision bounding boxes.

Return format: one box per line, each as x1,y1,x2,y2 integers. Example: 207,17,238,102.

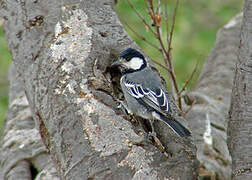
127,98,152,119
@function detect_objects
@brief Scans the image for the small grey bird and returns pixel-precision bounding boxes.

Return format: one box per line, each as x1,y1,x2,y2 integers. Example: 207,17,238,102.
112,48,191,137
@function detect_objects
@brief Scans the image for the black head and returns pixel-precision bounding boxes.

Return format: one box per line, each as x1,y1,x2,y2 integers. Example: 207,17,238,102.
112,48,147,74
119,48,145,61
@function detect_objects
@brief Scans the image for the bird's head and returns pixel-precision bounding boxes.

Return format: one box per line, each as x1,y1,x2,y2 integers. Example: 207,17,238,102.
111,48,147,74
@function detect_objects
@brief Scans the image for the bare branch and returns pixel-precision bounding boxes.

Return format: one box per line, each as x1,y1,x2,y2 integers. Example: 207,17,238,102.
183,99,196,117
164,0,170,48
121,19,162,51
179,56,201,95
164,0,181,109
126,0,157,36
156,0,161,15
152,59,173,73
145,0,181,108
127,0,182,109
168,0,179,54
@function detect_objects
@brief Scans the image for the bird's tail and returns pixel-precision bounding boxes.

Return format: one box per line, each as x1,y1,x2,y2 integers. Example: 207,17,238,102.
156,112,191,137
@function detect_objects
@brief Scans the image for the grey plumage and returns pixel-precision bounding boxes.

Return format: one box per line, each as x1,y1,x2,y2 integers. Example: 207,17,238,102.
121,67,165,118
113,48,191,137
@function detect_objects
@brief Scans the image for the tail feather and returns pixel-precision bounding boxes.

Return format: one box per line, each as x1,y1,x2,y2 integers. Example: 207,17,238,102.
156,112,191,137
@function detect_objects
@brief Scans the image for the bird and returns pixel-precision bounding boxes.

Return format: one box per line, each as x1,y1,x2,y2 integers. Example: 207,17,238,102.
112,48,191,137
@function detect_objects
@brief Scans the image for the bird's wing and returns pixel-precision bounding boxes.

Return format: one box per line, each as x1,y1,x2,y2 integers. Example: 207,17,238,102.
124,80,170,114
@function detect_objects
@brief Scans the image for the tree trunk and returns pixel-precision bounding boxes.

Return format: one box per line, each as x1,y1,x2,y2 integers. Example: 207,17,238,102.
228,0,252,179
0,64,59,179
185,13,242,180
0,0,197,179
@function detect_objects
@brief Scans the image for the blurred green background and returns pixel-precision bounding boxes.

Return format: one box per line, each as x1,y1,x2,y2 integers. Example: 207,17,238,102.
0,23,12,135
115,0,242,89
0,0,242,134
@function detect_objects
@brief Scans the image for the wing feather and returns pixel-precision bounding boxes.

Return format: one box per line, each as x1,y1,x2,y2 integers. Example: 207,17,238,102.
124,81,170,114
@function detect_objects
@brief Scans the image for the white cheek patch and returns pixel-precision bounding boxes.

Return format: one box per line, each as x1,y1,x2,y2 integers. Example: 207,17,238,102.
124,57,143,70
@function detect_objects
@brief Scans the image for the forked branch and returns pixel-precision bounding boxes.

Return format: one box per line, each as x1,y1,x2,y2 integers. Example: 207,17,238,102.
124,0,198,111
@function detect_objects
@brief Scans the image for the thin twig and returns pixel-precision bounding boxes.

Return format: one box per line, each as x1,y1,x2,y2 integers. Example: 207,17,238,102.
168,0,179,54
183,99,196,117
148,0,156,25
127,0,182,110
145,0,155,28
146,0,167,66
156,0,161,15
156,27,180,107
179,56,201,95
164,0,181,109
121,19,162,51
164,0,169,49
147,0,180,106
126,0,157,36
152,59,173,73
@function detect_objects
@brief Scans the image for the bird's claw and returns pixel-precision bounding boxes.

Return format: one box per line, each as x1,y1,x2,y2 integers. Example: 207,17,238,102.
116,99,132,115
116,102,122,109
148,131,166,152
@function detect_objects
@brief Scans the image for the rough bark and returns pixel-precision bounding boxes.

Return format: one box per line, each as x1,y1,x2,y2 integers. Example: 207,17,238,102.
0,64,59,179
186,14,242,179
228,0,252,179
0,0,197,179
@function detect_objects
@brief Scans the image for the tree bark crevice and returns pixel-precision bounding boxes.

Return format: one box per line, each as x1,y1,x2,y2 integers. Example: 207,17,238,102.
228,1,252,179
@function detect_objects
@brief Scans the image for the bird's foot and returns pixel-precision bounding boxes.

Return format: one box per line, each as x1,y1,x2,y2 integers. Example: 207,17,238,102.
148,131,170,156
116,99,133,115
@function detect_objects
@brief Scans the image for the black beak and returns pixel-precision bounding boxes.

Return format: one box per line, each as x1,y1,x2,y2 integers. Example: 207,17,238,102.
111,59,122,67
